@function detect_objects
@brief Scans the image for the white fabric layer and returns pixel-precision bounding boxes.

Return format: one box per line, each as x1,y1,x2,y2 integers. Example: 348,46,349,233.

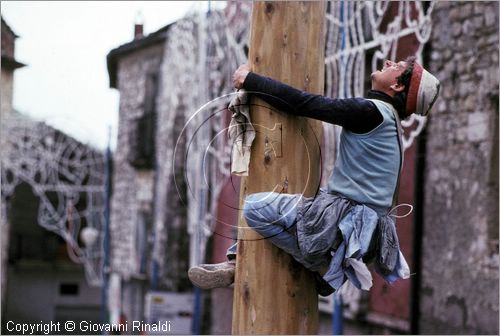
228,90,255,176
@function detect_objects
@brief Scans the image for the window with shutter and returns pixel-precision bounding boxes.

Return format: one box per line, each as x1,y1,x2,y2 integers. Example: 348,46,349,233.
128,73,158,169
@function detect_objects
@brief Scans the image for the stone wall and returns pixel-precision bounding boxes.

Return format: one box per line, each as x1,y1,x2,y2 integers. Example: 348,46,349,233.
161,110,190,291
1,69,13,120
421,2,499,334
110,43,164,278
1,200,9,317
110,34,190,293
0,68,12,313
1,20,15,317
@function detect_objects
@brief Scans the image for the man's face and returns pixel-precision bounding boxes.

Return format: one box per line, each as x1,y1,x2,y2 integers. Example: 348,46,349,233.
371,60,408,94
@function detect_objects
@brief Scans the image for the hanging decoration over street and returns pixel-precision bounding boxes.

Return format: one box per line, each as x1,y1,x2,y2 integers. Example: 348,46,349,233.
1,113,106,286
152,3,252,276
323,1,437,168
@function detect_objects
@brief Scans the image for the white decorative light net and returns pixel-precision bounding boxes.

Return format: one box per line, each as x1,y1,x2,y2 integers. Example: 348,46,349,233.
322,0,436,183
153,3,252,272
1,113,106,286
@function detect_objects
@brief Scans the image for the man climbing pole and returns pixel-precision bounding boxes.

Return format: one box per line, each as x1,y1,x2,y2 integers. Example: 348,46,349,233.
189,56,440,294
189,3,439,335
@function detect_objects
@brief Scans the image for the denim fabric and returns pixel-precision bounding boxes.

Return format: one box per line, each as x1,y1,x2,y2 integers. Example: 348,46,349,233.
322,242,347,289
376,215,400,275
330,206,410,290
375,250,410,284
344,258,372,290
226,192,309,267
226,190,410,291
324,204,383,291
339,205,379,259
295,189,353,270
226,242,237,260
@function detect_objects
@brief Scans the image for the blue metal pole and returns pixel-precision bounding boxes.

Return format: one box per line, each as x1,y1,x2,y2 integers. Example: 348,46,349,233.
101,126,112,329
191,176,206,335
192,287,202,334
192,2,214,333
332,293,344,335
151,259,159,290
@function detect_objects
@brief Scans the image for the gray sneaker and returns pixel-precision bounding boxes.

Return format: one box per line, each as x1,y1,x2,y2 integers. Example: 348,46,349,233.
188,260,236,289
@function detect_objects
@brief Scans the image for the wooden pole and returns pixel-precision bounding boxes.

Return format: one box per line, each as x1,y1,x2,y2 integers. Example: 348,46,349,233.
232,2,326,334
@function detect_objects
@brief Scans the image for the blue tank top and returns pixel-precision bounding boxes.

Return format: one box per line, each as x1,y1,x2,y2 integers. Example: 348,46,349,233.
327,99,401,208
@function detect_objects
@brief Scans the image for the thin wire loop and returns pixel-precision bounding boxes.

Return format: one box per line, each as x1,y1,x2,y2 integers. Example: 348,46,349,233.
388,203,414,218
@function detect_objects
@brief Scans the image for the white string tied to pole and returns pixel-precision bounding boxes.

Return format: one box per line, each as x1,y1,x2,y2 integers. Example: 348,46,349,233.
388,203,414,219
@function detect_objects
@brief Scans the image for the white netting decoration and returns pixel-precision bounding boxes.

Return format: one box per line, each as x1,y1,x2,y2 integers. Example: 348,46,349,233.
322,0,436,184
153,3,252,271
1,113,106,286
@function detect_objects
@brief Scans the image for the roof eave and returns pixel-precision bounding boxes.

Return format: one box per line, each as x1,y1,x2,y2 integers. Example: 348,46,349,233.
106,23,172,89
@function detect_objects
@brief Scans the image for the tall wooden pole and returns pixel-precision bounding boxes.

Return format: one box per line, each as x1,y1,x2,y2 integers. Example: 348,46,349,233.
232,2,326,334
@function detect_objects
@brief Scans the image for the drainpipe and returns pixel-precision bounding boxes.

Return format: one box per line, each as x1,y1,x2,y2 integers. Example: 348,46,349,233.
333,294,344,335
101,126,112,327
191,2,209,333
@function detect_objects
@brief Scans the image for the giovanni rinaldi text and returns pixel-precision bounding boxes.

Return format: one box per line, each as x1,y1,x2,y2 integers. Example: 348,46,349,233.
5,320,172,334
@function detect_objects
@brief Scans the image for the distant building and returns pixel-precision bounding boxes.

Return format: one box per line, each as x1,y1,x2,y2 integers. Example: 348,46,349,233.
1,17,25,119
419,2,498,334
106,20,192,329
1,15,25,314
1,16,105,331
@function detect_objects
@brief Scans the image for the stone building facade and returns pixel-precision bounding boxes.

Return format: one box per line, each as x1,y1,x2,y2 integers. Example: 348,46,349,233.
106,4,251,330
107,26,167,325
420,1,499,334
1,15,25,315
107,22,192,325
1,17,25,120
107,35,164,281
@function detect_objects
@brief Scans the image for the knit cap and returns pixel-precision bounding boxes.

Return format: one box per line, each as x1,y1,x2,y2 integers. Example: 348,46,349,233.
406,62,440,116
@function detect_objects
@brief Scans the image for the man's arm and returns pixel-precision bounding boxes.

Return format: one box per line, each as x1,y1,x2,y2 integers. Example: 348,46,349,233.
239,71,383,134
